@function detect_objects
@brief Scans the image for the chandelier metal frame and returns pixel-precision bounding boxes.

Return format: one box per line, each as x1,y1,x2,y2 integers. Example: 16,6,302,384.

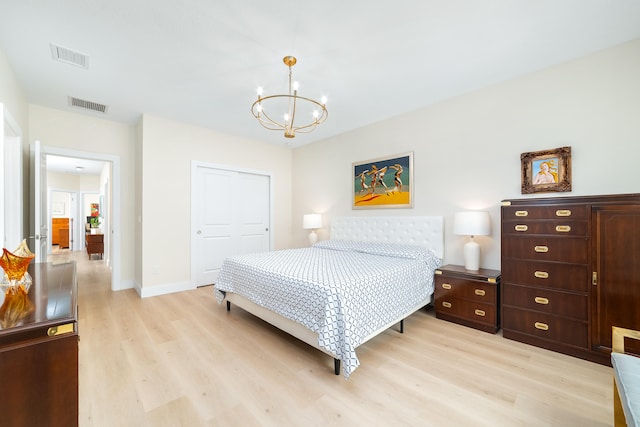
251,56,328,138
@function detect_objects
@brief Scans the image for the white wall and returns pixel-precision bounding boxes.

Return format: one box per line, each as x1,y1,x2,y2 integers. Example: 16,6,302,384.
137,114,293,294
292,39,640,270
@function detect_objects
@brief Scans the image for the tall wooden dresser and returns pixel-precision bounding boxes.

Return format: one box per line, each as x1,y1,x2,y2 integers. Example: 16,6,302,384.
0,262,79,427
501,194,640,365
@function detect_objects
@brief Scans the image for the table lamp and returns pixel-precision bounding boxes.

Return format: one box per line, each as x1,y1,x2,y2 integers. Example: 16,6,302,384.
453,211,490,271
303,214,323,245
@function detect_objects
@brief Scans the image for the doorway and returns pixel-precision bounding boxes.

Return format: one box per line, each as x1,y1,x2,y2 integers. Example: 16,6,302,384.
32,144,123,291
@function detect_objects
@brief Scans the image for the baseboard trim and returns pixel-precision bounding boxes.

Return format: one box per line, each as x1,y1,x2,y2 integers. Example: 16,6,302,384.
137,280,195,298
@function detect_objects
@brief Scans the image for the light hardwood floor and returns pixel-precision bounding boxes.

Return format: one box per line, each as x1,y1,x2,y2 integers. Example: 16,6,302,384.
50,250,614,427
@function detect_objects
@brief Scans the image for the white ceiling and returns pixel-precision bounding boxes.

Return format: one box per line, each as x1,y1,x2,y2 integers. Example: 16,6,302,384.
47,155,106,176
1,1,640,148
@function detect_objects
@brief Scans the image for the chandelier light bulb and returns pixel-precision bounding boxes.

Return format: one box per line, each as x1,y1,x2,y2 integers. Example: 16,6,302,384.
256,104,263,113
257,86,263,96
293,81,299,91
313,110,319,119
284,113,290,122
321,96,327,105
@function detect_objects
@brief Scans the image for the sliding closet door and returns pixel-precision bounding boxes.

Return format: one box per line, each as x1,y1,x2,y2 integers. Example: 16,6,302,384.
191,163,271,287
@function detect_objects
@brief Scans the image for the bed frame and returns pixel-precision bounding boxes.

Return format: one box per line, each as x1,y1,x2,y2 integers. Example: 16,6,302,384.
225,215,444,375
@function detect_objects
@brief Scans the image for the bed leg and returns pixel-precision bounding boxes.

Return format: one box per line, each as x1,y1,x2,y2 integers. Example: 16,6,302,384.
400,319,404,334
226,301,231,311
334,358,340,375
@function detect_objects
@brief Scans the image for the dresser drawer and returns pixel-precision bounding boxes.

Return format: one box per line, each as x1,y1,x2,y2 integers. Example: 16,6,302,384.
502,284,587,320
434,276,496,302
500,260,589,292
502,220,588,237
436,298,496,326
502,205,588,220
502,236,587,263
502,306,588,348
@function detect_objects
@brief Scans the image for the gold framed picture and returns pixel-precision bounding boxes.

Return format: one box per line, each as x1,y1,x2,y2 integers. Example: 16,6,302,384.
521,146,572,194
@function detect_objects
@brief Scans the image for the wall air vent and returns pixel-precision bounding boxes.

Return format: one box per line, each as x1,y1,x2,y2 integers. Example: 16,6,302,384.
50,43,89,69
68,97,109,113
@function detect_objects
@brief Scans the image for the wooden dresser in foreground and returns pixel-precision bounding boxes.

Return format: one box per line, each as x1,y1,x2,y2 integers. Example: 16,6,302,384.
0,262,78,427
501,193,640,365
434,264,501,333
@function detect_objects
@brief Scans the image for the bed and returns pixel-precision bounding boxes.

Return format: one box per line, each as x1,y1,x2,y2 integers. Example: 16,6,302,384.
213,216,444,378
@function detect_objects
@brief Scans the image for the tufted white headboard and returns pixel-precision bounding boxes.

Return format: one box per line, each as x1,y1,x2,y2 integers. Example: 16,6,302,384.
330,216,444,259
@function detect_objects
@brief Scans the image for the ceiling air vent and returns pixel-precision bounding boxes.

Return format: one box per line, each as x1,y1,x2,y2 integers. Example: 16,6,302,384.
68,97,108,113
50,43,89,69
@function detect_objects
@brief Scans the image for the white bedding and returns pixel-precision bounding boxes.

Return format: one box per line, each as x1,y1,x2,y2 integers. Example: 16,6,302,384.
214,240,442,378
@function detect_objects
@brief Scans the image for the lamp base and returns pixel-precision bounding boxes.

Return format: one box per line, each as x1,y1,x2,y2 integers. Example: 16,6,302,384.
308,230,318,246
463,238,481,271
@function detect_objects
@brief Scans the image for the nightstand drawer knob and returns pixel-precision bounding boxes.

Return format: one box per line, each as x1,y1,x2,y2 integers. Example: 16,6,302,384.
534,245,549,253
534,322,549,331
515,210,528,217
442,301,452,309
474,309,486,317
534,271,549,279
515,225,528,232
534,296,549,305
474,289,486,296
441,283,452,290
555,225,571,232
555,209,572,217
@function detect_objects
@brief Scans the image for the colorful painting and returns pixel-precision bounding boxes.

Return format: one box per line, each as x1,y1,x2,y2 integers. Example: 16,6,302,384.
353,152,413,209
521,146,571,194
91,203,100,217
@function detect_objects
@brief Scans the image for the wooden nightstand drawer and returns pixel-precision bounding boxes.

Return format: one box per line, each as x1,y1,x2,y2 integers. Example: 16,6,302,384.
502,284,587,320
436,298,496,326
502,306,588,348
434,276,496,302
502,236,587,263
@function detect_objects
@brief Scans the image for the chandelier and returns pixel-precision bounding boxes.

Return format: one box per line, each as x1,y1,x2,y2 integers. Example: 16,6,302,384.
251,56,328,138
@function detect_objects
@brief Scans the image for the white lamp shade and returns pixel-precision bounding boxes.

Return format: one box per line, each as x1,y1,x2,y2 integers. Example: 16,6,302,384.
303,214,323,230
453,211,490,237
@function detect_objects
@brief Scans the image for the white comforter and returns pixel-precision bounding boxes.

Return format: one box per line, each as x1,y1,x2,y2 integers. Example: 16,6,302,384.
214,240,442,378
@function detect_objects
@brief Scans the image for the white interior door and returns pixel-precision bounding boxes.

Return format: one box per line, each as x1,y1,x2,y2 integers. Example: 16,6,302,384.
1,104,23,250
191,163,271,287
30,141,48,261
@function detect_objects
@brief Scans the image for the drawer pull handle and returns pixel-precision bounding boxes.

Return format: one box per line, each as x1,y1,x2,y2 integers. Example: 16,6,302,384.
556,209,572,217
534,245,549,253
474,309,486,317
514,225,528,232
47,323,74,337
534,297,549,305
534,271,549,279
442,301,452,309
515,210,528,217
534,322,549,331
555,225,571,233
441,283,452,290
474,289,486,296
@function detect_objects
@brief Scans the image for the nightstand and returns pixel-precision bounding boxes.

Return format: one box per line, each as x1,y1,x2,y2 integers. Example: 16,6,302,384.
434,264,501,333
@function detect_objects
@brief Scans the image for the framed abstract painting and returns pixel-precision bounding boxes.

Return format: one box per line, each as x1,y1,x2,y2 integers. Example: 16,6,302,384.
353,152,413,209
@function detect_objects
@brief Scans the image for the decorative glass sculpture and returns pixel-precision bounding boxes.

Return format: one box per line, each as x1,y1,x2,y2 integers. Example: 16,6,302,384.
0,240,35,328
